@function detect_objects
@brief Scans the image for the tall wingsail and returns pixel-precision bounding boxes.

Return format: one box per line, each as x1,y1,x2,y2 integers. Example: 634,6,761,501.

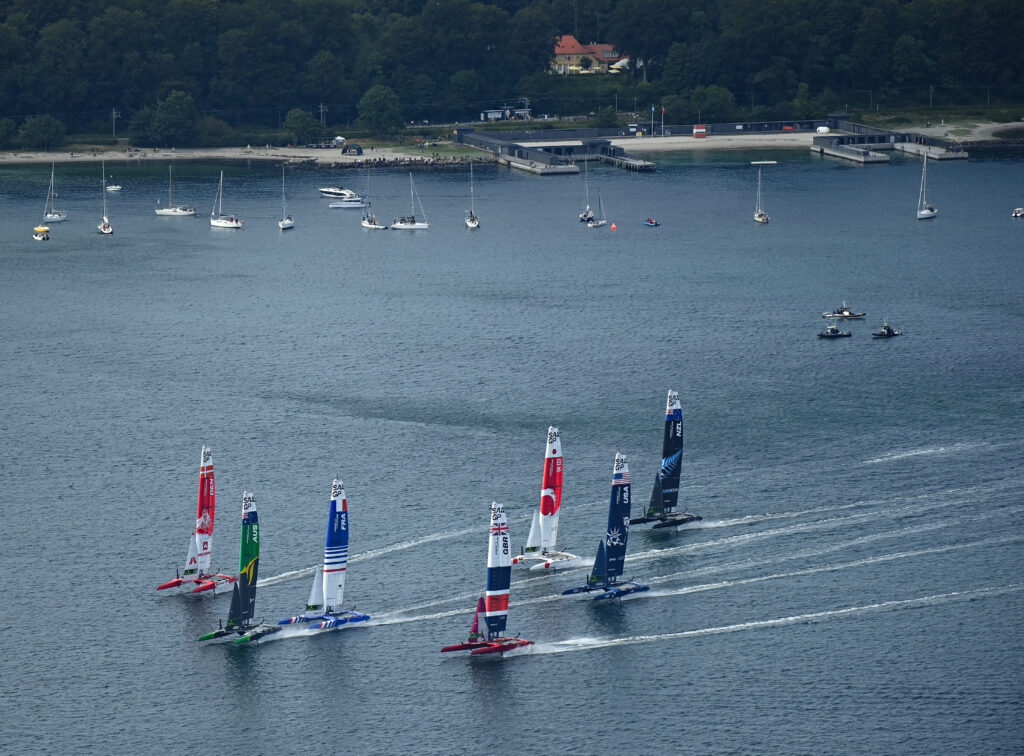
227,491,260,631
199,491,266,641
648,390,683,517
563,453,648,599
322,479,350,612
442,502,533,654
538,426,563,550
513,427,580,570
484,502,512,639
604,453,632,581
160,445,234,592
631,390,702,528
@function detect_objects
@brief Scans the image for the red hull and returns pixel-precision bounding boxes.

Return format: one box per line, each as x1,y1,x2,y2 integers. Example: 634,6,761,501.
442,638,534,655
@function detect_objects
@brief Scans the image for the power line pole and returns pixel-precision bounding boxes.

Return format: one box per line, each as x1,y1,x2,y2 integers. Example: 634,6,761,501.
318,102,328,126
112,107,120,138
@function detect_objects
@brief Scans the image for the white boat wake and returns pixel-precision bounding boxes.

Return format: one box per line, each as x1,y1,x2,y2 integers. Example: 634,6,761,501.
510,583,1024,657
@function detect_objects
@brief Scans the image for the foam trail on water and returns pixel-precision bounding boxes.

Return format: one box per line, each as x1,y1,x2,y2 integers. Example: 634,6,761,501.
258,565,317,588
863,441,988,465
518,584,1024,656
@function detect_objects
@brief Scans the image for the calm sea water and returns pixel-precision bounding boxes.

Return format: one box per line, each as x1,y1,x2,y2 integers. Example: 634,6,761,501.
1,147,1022,754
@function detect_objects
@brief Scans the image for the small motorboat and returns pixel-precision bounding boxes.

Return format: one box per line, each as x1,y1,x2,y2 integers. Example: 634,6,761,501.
1012,207,1023,218
818,322,852,339
105,183,122,192
319,186,358,199
823,302,866,319
643,217,660,227
872,321,902,338
33,225,50,241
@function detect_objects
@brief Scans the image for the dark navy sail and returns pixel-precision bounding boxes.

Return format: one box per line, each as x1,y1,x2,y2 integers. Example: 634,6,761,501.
604,454,632,581
650,394,683,516
631,390,702,528
562,453,648,600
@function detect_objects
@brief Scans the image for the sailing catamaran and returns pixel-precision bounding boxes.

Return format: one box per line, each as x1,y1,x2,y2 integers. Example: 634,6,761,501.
155,166,196,216
513,426,580,570
562,453,648,600
43,163,67,222
630,390,702,529
158,446,236,593
199,491,270,641
236,479,370,643
442,502,534,655
465,162,480,229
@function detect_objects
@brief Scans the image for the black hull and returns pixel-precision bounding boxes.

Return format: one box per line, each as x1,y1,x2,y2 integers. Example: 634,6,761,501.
630,512,703,527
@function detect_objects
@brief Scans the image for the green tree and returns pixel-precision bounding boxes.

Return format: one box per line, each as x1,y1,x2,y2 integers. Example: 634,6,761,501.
691,85,735,122
282,109,324,144
18,114,64,149
357,85,404,133
152,90,199,146
0,117,16,148
590,105,618,127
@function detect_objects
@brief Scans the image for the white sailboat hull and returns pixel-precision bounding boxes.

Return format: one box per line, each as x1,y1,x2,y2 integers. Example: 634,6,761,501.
278,217,295,230
361,218,388,229
391,221,429,230
211,217,243,228
43,212,67,222
156,206,196,216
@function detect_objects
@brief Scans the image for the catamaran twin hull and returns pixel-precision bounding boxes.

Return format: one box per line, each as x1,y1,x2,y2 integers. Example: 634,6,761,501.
629,511,703,528
235,610,371,644
441,638,534,655
562,581,650,601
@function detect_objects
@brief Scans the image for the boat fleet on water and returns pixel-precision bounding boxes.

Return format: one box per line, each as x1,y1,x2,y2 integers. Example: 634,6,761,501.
32,157,1023,241
818,301,903,339
159,391,702,654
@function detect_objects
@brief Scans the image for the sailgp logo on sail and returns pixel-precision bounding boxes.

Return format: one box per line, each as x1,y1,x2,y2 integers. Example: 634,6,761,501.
202,448,211,464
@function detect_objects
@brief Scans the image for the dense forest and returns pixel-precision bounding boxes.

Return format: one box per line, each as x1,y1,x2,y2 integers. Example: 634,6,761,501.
1,0,1022,147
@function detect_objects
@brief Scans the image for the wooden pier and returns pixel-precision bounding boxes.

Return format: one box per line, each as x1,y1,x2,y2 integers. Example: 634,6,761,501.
597,153,655,171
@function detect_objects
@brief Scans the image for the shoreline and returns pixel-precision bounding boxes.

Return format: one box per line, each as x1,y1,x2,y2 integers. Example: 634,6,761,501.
1,121,1018,166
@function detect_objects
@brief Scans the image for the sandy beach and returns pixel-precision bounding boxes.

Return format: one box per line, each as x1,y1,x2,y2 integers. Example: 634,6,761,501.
1,121,1015,166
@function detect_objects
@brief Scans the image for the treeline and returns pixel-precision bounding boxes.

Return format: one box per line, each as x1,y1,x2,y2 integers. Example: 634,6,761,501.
1,0,1022,148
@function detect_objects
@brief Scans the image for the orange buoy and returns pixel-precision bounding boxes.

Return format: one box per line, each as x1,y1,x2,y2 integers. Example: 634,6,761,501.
610,222,617,230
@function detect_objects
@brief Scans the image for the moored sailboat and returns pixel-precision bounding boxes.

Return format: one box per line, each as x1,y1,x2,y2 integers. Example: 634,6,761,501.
579,153,593,222
465,162,480,229
43,163,67,222
513,426,580,570
441,502,534,655
630,390,702,529
587,188,607,228
391,173,429,230
278,166,294,230
361,168,388,229
210,171,243,228
916,153,937,220
98,161,113,234
199,491,270,641
562,453,648,600
155,166,196,216
236,479,370,643
752,160,775,223
158,445,237,593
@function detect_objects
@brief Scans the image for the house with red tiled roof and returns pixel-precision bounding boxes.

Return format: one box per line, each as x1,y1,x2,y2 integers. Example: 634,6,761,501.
551,35,626,75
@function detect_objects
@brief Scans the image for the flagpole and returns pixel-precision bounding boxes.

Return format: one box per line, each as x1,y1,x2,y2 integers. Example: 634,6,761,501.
661,106,664,137
650,104,654,137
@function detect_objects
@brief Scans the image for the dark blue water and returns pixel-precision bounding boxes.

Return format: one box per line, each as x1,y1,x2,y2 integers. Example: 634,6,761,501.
1,148,1022,754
